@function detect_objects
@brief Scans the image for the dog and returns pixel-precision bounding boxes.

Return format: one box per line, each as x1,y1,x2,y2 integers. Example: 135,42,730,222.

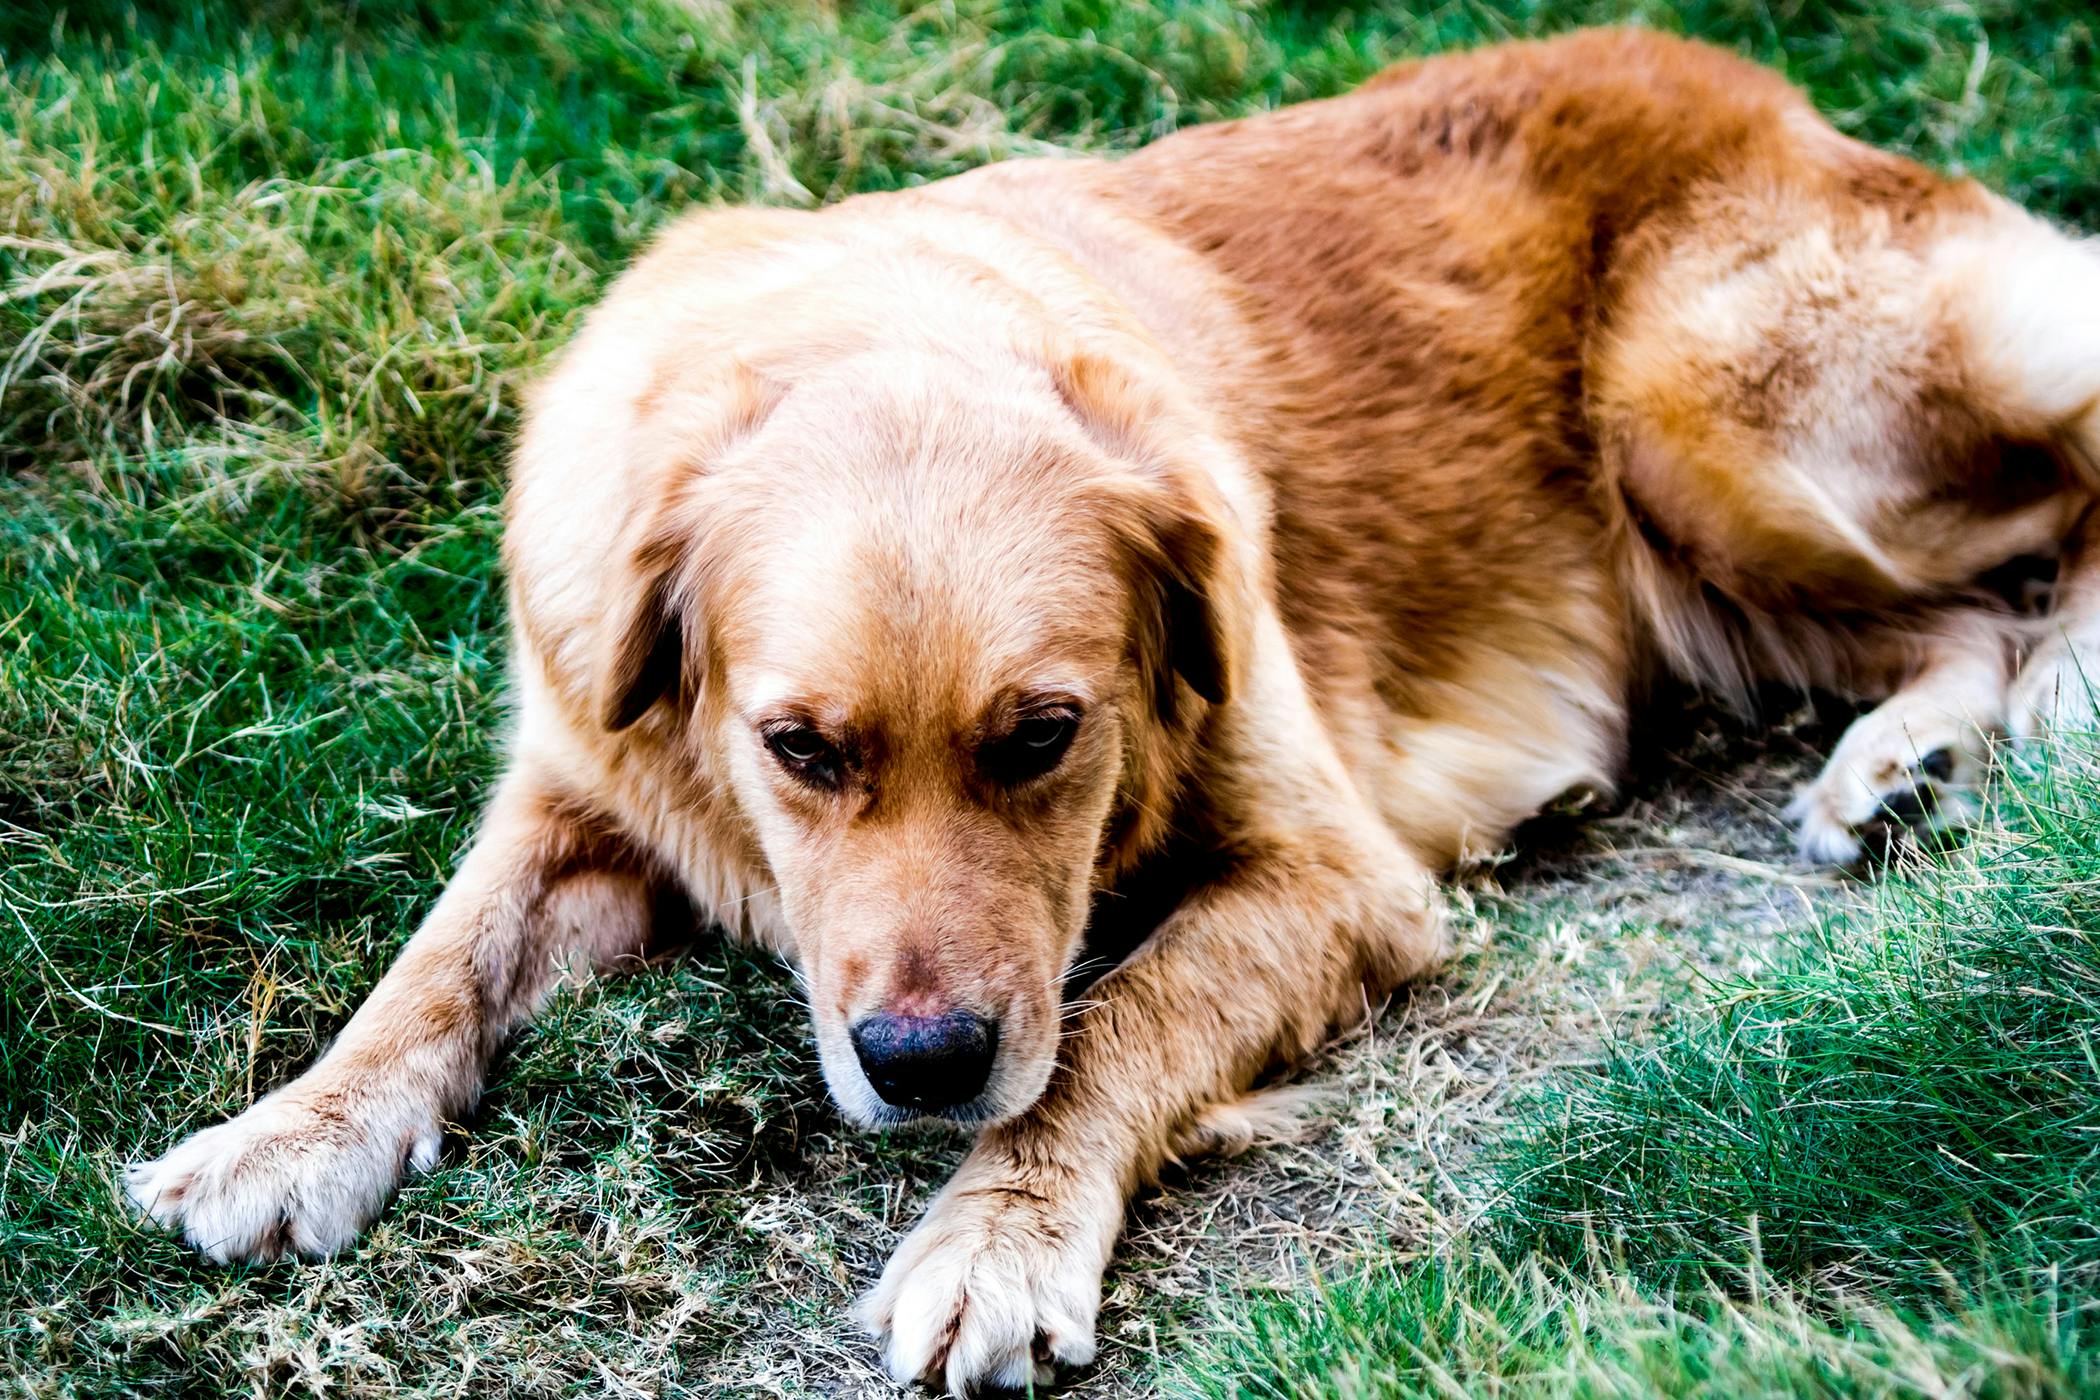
127,28,2100,1392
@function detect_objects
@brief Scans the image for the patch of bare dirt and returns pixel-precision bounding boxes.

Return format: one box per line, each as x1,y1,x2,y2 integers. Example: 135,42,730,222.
742,698,1869,1396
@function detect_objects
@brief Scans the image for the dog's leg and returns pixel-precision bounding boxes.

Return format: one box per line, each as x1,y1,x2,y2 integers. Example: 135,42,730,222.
125,767,652,1262
857,759,1443,1391
1788,616,2015,864
1943,207,2100,737
2012,511,2100,738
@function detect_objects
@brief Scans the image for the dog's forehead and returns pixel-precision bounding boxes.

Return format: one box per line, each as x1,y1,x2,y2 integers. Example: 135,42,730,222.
711,364,1128,719
732,499,1121,718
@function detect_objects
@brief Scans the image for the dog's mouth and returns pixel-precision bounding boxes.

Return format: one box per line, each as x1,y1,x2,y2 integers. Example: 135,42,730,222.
830,1076,1018,1134
854,1096,1008,1130
832,1054,1031,1131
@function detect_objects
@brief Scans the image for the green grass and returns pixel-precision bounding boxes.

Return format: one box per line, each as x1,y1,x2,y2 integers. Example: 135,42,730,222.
1176,739,2100,1398
1180,1254,2100,1398
1492,754,2100,1301
4,0,2099,1395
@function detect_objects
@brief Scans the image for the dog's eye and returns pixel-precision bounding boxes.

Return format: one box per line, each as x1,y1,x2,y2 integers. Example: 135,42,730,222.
982,712,1080,785
764,725,845,789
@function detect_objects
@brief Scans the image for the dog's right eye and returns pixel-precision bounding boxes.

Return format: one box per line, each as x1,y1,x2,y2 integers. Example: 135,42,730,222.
764,725,845,789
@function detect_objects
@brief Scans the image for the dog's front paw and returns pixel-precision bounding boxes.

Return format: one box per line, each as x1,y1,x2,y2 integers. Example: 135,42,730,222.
1787,700,1992,865
125,1082,442,1264
857,1170,1117,1394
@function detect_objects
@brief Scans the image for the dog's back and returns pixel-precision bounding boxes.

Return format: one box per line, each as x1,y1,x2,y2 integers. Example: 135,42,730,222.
924,28,2097,859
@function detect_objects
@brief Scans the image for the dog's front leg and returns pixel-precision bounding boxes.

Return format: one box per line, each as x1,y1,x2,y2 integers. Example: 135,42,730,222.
858,809,1443,1392
126,765,652,1262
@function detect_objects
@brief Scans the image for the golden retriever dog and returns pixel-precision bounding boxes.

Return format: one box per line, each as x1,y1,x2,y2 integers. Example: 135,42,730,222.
129,28,2100,1392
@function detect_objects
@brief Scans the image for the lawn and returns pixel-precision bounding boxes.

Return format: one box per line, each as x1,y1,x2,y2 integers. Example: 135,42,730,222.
3,1,2098,1395
1181,733,2100,1398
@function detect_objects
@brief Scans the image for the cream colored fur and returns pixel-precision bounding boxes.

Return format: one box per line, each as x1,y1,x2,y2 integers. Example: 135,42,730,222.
126,31,2100,1394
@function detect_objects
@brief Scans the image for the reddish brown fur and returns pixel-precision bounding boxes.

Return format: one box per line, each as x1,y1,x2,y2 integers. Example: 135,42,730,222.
130,30,2100,1393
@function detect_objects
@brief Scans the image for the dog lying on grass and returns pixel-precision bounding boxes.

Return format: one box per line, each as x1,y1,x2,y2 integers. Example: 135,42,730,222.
128,27,2100,1392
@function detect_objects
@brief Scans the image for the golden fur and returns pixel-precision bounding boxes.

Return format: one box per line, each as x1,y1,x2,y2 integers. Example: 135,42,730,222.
130,30,2100,1392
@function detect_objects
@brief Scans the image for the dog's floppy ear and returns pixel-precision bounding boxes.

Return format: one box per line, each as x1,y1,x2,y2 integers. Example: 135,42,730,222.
599,547,689,732
1048,347,1237,718
598,364,782,733
1124,478,1231,714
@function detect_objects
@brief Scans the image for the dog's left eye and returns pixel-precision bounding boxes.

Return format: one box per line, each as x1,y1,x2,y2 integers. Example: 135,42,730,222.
982,712,1080,784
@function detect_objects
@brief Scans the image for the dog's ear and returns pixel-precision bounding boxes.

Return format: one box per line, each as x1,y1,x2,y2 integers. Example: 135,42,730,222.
1130,484,1232,715
1048,347,1237,718
598,364,782,733
599,549,689,732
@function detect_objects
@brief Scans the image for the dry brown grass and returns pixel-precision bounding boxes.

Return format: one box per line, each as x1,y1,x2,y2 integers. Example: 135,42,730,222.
8,0,2092,1392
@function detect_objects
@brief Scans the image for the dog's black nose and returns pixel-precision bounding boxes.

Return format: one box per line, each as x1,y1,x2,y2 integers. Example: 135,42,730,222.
850,1010,997,1112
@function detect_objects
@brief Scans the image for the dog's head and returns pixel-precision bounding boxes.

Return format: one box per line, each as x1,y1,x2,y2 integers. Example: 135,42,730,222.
595,331,1240,1127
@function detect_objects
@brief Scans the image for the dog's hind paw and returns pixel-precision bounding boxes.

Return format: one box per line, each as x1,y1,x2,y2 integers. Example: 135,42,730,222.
2010,634,2100,740
125,1083,442,1264
1788,701,1991,865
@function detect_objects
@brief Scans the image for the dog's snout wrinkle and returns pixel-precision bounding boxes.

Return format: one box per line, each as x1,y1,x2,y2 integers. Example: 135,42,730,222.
850,1009,998,1113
